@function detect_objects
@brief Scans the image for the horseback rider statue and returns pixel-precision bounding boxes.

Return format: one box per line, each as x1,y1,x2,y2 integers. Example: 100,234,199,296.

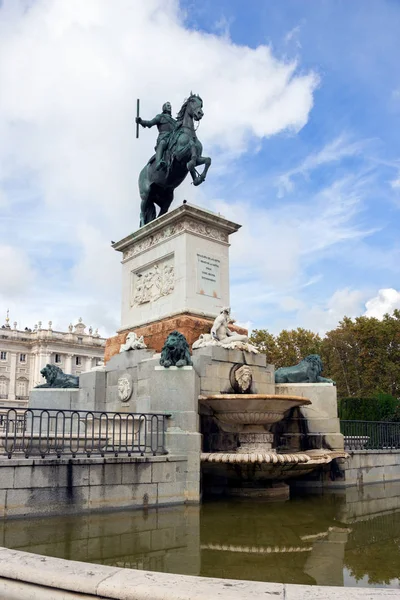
135,93,211,227
136,102,176,171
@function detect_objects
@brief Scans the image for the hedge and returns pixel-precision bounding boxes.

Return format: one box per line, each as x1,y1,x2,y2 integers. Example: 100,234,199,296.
339,393,399,422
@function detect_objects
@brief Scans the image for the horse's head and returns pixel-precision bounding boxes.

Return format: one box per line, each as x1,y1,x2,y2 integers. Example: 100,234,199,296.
190,95,204,121
177,93,204,122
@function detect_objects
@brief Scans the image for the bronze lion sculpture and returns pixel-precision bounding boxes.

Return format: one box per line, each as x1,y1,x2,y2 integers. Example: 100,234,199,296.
160,331,193,368
35,364,79,388
275,354,335,385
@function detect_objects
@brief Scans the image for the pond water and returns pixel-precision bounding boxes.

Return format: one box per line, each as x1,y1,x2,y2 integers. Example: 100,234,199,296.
1,482,400,589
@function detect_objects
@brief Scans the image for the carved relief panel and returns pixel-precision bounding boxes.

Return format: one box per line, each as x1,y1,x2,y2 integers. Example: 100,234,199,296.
130,255,175,307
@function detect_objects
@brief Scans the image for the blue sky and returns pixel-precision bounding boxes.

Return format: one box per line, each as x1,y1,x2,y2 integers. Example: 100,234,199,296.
0,0,399,335
182,0,400,332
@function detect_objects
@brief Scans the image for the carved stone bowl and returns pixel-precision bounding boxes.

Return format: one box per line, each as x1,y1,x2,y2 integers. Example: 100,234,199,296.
199,394,311,431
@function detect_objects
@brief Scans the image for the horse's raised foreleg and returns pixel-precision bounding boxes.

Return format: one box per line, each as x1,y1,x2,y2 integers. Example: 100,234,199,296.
190,156,212,187
186,141,198,173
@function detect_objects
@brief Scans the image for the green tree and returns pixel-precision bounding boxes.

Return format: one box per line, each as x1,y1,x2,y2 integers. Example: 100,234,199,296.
275,328,322,368
321,317,362,398
249,328,322,369
248,329,279,365
251,310,400,401
322,310,400,399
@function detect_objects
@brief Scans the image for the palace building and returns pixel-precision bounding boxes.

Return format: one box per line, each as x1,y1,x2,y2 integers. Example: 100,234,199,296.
0,313,106,407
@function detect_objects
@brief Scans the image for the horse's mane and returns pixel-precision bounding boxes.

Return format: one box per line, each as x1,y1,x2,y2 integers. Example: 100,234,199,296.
176,99,189,123
176,93,203,123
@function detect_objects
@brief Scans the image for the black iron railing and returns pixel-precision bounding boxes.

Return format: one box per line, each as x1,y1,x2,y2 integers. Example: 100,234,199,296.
0,407,170,459
341,420,400,450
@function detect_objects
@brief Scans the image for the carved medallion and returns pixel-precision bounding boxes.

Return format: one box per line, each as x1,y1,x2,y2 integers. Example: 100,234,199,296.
117,373,133,402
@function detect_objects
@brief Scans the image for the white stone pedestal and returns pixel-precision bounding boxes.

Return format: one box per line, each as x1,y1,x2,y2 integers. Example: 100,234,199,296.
112,203,241,331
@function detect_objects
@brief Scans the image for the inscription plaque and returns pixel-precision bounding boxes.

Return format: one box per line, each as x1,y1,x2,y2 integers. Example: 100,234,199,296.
197,253,221,298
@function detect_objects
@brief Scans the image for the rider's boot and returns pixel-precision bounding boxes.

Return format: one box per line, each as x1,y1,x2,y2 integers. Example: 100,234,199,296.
156,143,167,171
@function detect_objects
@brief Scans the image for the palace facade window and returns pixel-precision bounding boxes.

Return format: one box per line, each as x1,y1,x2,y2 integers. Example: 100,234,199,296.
75,356,82,366
0,351,7,361
55,354,61,364
16,378,28,398
19,353,26,362
0,376,9,397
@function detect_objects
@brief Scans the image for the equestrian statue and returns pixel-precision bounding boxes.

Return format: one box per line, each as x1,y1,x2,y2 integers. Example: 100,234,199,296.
136,93,211,227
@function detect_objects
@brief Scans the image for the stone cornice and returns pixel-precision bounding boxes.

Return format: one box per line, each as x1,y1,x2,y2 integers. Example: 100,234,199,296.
112,203,241,261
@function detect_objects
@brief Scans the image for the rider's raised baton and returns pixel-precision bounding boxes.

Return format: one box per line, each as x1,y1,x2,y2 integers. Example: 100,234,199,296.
136,98,140,139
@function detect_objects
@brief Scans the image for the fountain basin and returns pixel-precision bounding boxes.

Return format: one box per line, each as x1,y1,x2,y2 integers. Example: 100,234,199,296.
199,393,331,499
199,394,311,429
201,449,347,500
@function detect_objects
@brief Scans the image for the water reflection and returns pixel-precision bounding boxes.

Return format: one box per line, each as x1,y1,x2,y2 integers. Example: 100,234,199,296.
1,482,400,589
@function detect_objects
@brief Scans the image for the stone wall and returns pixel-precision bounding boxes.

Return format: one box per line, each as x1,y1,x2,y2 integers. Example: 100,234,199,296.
104,313,247,362
275,383,344,451
292,450,400,489
193,346,274,396
100,350,202,504
342,450,400,487
0,455,187,519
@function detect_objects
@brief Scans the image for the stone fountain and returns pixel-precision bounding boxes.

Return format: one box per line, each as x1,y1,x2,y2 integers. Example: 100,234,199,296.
200,393,323,500
195,310,346,500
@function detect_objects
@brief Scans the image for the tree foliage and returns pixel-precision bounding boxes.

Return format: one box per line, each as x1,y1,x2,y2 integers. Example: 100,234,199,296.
249,327,322,369
322,310,400,399
250,310,400,400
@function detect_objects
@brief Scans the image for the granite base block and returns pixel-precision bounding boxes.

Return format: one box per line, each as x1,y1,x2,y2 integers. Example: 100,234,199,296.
29,389,80,411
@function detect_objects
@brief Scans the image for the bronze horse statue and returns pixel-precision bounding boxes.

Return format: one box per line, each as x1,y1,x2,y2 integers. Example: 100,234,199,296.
138,94,211,227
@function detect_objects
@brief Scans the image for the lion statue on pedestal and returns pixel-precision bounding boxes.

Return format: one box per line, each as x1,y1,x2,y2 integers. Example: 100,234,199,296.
35,364,79,388
274,354,335,385
160,331,193,368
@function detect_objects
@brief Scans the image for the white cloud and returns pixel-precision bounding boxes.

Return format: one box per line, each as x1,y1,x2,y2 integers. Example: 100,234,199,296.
249,287,400,338
205,170,373,299
0,245,33,298
298,288,367,334
248,287,367,337
284,25,302,46
276,134,365,197
391,177,400,189
296,287,400,334
0,0,318,334
364,288,400,319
